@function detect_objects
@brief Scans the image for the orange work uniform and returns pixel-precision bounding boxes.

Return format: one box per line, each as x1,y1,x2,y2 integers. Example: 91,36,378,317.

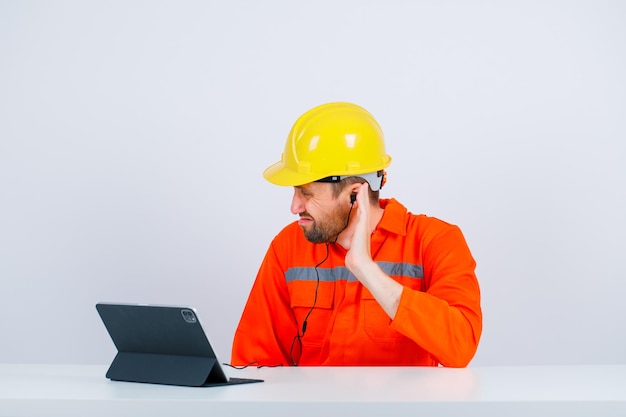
231,198,482,367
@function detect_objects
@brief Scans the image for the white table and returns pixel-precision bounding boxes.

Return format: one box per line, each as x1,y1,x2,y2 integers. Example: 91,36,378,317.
1,364,625,416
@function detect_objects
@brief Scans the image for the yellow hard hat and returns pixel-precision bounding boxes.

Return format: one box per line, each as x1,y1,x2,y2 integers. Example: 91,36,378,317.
263,102,392,190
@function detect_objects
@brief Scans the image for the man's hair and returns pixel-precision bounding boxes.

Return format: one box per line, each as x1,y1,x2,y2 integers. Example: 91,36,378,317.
330,176,380,203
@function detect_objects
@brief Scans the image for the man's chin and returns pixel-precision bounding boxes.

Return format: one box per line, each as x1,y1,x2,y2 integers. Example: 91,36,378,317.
302,230,327,244
303,232,337,244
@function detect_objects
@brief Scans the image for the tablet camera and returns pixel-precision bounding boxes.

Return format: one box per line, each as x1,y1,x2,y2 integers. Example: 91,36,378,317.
181,309,197,323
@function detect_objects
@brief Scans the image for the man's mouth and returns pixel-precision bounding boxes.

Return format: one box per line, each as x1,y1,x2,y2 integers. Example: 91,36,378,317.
298,215,313,226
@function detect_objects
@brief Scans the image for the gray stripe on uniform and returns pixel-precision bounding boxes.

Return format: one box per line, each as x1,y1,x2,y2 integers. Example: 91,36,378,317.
285,262,423,283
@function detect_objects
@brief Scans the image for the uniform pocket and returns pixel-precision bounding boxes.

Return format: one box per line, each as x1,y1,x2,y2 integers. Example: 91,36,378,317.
289,282,334,347
362,288,408,343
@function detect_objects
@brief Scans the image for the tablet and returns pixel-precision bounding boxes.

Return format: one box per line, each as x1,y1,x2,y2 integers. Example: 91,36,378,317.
96,302,263,387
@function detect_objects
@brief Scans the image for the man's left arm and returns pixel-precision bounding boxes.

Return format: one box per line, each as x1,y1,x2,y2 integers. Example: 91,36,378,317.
345,184,482,367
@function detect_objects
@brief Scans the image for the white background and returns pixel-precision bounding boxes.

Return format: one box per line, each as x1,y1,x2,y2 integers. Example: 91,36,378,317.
1,0,624,366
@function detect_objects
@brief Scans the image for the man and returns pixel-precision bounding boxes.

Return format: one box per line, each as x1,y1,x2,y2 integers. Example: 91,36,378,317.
231,102,482,367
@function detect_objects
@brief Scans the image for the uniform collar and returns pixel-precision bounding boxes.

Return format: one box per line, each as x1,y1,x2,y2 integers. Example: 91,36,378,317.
376,198,408,236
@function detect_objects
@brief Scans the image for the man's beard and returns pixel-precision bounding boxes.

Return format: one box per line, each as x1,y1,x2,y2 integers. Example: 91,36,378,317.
301,207,351,244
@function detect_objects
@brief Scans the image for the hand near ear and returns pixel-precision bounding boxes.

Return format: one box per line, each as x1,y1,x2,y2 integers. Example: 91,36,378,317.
345,183,403,319
345,183,372,272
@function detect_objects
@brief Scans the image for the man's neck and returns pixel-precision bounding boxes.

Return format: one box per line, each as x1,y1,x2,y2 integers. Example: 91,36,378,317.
335,203,384,250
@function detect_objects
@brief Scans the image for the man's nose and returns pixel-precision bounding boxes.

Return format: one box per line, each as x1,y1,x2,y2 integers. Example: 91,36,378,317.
290,193,305,215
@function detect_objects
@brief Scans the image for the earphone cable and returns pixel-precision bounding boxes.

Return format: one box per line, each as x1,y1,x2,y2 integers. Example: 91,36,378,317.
289,199,355,365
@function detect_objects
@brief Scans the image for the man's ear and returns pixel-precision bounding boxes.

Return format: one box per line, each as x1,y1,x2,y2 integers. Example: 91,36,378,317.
348,182,366,204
